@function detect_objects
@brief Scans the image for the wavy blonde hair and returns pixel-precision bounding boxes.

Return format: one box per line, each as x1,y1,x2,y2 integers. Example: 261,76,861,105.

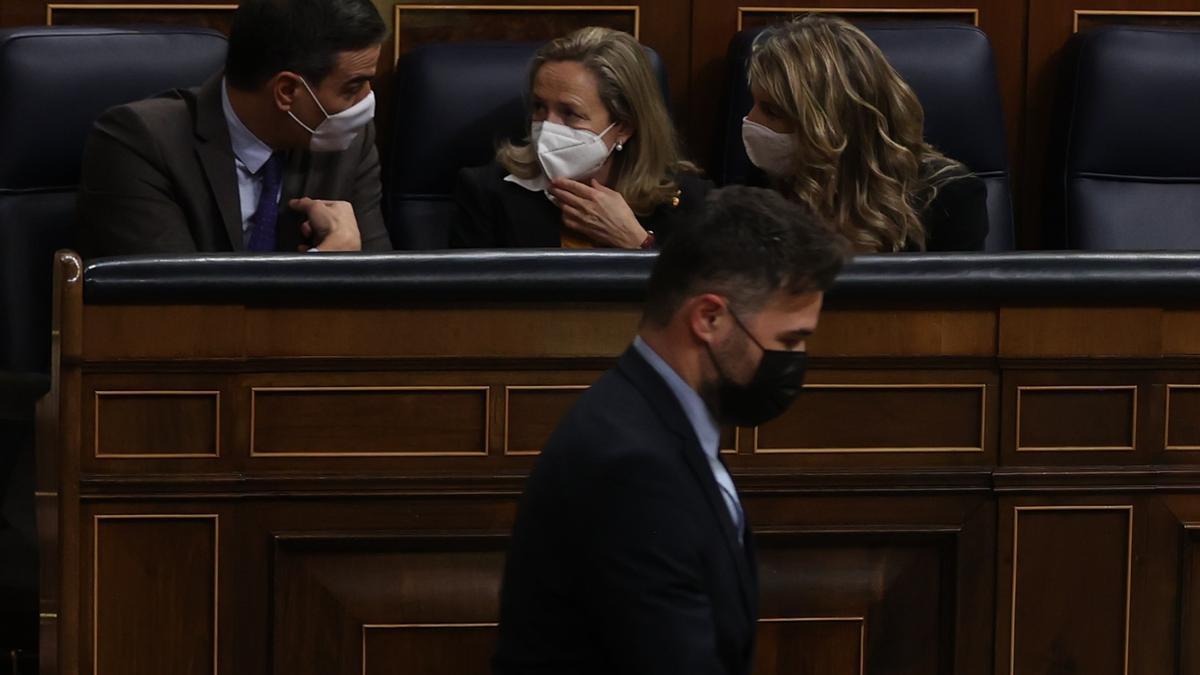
498,26,696,215
748,14,966,251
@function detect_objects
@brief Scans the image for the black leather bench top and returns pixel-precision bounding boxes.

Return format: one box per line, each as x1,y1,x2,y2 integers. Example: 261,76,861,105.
81,250,1200,304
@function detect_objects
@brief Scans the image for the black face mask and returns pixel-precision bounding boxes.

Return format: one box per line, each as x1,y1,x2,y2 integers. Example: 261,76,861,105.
707,310,808,428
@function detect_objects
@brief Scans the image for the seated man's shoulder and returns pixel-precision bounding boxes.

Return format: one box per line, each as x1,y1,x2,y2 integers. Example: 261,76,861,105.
93,88,196,144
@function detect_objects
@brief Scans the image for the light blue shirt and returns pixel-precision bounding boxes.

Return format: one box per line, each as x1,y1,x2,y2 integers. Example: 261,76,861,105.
220,79,282,247
632,336,745,540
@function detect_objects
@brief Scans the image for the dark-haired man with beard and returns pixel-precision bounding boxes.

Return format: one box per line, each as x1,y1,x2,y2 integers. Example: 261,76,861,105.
494,185,850,675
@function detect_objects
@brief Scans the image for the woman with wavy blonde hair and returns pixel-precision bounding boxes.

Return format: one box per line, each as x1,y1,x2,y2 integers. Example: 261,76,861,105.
742,14,988,251
454,27,710,249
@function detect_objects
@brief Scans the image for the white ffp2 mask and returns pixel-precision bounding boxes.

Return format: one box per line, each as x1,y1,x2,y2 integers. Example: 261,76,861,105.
288,77,376,152
742,117,799,177
533,120,617,182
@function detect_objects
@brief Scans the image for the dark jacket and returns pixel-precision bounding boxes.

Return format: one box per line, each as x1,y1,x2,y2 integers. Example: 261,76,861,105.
77,75,391,257
453,161,713,248
918,167,990,251
494,347,758,675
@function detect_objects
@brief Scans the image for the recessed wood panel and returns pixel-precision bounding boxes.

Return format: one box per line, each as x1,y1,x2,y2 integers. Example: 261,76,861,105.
273,534,506,675
1166,386,1200,450
756,530,955,675
251,387,489,456
393,4,640,62
1074,9,1200,32
1016,386,1136,451
46,3,235,31
504,385,587,455
94,391,219,458
363,624,496,675
755,384,985,453
1008,506,1131,675
93,515,217,675
1184,526,1200,675
753,617,863,675
738,6,979,31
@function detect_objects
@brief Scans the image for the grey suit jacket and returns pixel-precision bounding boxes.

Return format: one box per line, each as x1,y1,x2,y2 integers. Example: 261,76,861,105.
77,75,391,257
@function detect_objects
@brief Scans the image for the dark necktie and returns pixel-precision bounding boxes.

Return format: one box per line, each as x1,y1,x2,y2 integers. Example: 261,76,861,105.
246,152,284,252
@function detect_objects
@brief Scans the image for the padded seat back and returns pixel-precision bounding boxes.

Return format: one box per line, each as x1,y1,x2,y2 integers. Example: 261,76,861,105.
386,40,670,249
0,26,227,376
718,22,1014,251
1065,27,1200,249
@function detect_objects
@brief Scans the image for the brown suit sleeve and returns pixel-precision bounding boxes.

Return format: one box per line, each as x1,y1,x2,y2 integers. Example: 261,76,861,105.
76,104,199,258
349,121,392,251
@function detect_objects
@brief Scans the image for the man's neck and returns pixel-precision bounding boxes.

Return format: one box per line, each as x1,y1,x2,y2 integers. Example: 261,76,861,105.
637,327,703,392
226,84,283,150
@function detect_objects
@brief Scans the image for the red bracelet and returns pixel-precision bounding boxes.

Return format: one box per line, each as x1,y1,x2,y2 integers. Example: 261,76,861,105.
639,231,656,249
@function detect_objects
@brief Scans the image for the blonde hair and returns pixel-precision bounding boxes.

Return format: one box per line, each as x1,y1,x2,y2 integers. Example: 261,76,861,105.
748,14,966,251
498,26,696,215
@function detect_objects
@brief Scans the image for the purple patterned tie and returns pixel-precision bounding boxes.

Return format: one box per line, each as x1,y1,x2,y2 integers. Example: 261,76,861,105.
246,152,284,252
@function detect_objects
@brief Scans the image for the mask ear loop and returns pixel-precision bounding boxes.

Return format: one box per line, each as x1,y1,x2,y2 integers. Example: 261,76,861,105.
286,75,329,135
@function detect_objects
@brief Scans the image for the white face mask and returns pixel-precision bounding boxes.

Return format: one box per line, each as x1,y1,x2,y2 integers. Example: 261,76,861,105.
288,77,376,152
742,117,799,177
532,120,617,182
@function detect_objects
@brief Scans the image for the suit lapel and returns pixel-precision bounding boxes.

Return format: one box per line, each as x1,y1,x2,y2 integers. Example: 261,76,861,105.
616,348,757,623
193,75,245,251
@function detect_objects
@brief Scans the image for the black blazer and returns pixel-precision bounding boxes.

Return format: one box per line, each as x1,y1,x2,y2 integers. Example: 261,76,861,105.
453,161,713,248
494,347,758,675
919,169,989,251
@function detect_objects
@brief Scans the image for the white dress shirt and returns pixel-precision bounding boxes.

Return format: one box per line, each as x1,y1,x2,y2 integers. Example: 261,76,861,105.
632,336,745,541
220,79,282,247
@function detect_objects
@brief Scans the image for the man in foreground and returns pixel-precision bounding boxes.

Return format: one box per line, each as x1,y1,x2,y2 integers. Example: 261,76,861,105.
77,0,392,256
494,185,849,675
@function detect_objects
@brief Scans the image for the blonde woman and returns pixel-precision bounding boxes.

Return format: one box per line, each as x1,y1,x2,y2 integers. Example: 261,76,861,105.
454,27,710,249
742,14,988,251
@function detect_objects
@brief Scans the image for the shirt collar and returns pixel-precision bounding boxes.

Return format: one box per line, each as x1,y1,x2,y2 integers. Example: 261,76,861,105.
221,77,275,174
632,336,721,459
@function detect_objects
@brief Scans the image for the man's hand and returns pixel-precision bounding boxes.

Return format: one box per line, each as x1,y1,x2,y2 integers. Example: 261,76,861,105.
549,178,648,249
288,198,363,252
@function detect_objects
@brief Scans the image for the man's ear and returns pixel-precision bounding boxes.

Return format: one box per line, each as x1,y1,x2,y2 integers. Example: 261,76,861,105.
271,72,302,112
685,293,727,346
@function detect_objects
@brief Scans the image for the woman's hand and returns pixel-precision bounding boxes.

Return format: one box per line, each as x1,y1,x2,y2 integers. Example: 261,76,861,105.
549,178,648,249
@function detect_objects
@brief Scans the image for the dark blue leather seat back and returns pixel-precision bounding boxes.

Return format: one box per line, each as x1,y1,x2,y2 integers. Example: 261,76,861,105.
718,22,1014,251
0,26,227,376
386,41,670,250
1066,27,1200,249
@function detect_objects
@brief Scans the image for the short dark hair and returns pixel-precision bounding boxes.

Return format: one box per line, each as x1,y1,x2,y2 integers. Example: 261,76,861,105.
643,185,850,325
225,0,386,90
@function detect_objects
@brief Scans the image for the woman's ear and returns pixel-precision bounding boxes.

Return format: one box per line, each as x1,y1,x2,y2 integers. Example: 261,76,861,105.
614,121,635,147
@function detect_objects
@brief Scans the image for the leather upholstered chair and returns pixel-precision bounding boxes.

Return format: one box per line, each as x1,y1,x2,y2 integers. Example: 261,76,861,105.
1064,27,1200,249
385,41,670,250
716,22,1014,251
0,26,227,379
0,26,226,662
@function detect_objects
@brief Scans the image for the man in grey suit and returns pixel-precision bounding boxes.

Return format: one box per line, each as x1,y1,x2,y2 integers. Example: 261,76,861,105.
77,0,393,256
